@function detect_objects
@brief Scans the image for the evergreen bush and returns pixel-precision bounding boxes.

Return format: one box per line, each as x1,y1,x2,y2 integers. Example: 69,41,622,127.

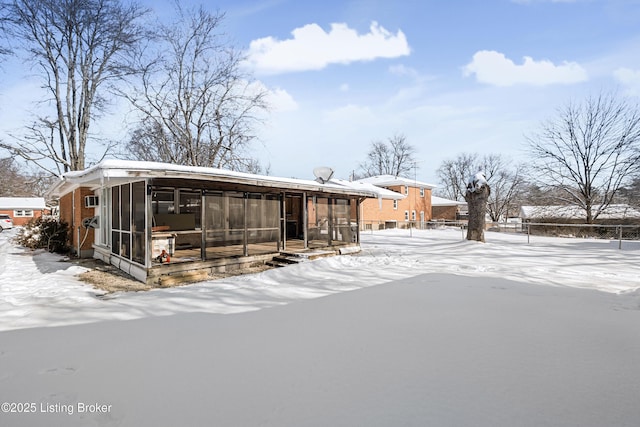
13,217,70,254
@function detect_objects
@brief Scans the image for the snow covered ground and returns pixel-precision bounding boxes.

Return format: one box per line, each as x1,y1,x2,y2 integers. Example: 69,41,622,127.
1,227,640,426
1,227,639,332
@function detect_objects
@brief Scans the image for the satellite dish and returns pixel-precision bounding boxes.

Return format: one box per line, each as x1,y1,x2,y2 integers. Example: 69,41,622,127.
313,167,335,184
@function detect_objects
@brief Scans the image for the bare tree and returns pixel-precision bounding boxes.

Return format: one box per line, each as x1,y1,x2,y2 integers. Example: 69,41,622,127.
122,3,269,171
526,92,640,223
359,133,416,177
0,0,148,175
435,153,476,201
483,155,525,221
437,153,524,221
0,157,26,196
0,5,12,58
0,157,55,196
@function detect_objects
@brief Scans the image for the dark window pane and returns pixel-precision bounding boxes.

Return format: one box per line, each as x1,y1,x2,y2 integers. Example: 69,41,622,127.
132,182,146,232
112,231,120,255
111,187,120,229
121,184,131,231
179,191,201,229
121,233,131,259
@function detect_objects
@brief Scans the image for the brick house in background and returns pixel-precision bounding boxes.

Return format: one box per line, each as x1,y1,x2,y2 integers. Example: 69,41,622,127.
431,196,467,221
357,175,436,229
0,197,48,226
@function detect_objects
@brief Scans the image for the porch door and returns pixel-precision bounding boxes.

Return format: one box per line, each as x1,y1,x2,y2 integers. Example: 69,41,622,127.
284,195,304,240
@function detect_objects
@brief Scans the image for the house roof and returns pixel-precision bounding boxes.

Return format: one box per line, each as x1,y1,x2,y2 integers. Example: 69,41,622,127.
520,204,640,220
0,197,47,210
431,196,467,207
46,160,403,200
356,175,437,189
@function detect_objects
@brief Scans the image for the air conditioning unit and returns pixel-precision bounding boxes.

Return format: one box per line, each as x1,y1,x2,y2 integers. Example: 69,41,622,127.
85,195,99,208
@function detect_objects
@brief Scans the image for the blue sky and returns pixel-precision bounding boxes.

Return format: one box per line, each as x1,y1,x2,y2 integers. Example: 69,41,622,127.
3,0,640,185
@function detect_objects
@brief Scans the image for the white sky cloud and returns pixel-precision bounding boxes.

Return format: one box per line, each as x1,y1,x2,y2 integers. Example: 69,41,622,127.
244,21,410,75
389,64,419,78
614,67,640,96
463,50,588,86
267,87,299,112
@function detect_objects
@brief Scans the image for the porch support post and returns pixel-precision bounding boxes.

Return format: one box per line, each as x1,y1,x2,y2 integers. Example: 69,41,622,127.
145,181,153,269
328,198,334,245
303,192,308,249
201,191,206,261
356,198,362,244
276,193,281,252
281,192,287,251
243,192,249,257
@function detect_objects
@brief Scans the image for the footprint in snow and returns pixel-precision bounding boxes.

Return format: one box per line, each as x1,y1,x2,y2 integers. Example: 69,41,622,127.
40,367,78,376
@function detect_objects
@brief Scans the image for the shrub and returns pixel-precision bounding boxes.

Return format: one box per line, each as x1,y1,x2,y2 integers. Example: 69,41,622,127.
13,217,70,253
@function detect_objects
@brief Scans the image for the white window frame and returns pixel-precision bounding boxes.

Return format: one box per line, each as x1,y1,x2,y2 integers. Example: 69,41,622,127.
99,188,111,247
393,200,398,210
404,185,409,195
14,209,34,217
411,210,416,221
420,187,425,197
404,210,409,221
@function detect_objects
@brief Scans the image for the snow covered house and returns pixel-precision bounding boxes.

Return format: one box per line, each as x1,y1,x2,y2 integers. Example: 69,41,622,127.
0,197,48,226
46,160,398,285
356,175,436,229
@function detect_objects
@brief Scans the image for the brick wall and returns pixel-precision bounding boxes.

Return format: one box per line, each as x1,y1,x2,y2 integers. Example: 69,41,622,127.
59,187,97,254
361,185,432,227
432,205,459,220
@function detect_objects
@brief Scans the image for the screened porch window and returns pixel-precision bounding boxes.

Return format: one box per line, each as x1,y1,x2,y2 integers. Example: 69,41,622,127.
179,191,202,229
203,192,280,259
111,181,146,264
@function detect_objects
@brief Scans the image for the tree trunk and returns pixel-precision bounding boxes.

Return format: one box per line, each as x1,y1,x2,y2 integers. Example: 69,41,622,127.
465,183,490,242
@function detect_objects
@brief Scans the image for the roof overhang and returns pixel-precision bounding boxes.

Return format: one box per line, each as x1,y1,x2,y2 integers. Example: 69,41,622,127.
47,160,398,200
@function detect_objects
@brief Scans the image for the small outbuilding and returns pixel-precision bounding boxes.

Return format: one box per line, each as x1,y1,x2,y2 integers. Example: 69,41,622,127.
431,196,467,221
46,160,396,285
0,197,48,226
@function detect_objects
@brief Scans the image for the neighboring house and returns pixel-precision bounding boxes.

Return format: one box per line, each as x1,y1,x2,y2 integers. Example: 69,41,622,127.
356,175,436,229
0,197,48,226
431,196,467,221
520,204,640,223
46,160,397,285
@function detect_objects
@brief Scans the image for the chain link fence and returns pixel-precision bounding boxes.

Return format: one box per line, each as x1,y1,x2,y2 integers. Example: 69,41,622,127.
360,219,640,248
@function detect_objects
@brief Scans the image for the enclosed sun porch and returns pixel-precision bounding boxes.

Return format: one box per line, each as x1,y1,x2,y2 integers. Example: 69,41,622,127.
49,161,391,286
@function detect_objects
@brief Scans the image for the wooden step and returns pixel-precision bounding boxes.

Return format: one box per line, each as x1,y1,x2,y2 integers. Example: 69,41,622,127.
279,250,337,260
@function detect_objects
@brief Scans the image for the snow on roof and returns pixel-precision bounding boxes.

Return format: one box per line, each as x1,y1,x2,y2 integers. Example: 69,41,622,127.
520,204,640,220
48,160,401,200
331,179,406,200
431,196,467,207
357,174,437,189
0,197,47,210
